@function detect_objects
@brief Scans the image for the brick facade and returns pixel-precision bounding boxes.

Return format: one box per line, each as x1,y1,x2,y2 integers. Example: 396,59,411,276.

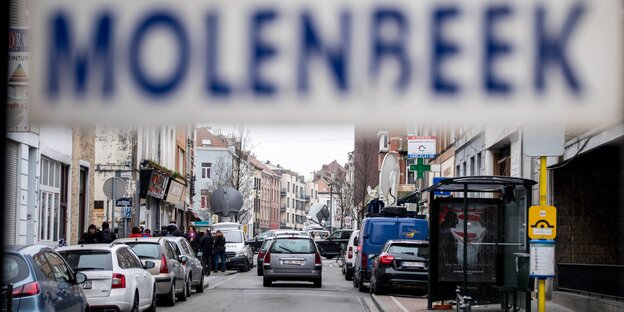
70,126,96,245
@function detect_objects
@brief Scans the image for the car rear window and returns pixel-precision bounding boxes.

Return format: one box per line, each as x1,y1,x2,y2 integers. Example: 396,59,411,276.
58,250,113,271
270,238,316,254
387,244,429,258
2,254,30,284
260,239,273,252
125,243,162,259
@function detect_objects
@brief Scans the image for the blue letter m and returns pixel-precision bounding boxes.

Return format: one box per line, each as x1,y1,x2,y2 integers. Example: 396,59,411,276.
47,11,114,98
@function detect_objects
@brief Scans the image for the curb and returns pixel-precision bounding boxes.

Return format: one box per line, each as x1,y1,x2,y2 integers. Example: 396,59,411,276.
371,294,391,312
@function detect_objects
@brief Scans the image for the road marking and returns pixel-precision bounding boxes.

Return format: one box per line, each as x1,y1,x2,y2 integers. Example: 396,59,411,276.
390,296,410,312
207,273,238,290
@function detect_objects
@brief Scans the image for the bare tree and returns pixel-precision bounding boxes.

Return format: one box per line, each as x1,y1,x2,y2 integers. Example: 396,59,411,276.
335,179,354,229
204,125,255,223
353,134,379,224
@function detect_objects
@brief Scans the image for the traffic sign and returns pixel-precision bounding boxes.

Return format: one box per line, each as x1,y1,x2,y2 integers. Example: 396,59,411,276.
408,136,437,159
528,205,557,239
116,197,133,207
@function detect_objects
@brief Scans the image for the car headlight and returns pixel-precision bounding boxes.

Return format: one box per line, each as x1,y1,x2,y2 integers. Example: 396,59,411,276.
236,250,246,257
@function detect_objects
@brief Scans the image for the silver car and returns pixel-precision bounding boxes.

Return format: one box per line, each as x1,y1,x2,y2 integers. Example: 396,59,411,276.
116,237,189,306
164,236,205,293
57,244,157,312
262,235,323,288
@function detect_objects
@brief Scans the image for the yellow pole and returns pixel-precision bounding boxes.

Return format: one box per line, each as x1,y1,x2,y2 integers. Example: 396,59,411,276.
538,156,547,312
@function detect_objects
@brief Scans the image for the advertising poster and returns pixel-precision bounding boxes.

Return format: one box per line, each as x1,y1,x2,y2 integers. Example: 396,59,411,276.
438,201,499,283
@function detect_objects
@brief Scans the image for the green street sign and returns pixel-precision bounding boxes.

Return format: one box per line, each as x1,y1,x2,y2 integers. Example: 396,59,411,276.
409,158,430,179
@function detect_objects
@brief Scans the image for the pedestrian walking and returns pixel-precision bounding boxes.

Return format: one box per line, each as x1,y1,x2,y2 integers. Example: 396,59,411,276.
213,230,227,272
81,224,99,244
199,229,214,275
96,222,117,243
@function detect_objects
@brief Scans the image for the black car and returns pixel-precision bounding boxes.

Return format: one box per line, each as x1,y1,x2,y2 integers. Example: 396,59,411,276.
314,229,353,259
369,240,429,295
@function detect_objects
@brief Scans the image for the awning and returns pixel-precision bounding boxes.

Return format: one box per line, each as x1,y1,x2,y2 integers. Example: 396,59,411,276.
422,176,537,193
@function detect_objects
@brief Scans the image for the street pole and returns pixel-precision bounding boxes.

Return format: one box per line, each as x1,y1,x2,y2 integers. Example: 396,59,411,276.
329,183,333,232
538,156,547,312
112,176,115,233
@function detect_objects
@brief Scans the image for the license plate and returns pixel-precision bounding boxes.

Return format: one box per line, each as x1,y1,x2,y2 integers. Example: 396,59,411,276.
81,280,92,289
402,261,425,268
283,260,302,265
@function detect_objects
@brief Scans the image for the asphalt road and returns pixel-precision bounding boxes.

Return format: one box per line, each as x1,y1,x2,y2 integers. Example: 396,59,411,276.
157,258,379,312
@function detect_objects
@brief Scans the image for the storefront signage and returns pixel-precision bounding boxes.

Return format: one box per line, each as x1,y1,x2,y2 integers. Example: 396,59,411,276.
147,171,169,199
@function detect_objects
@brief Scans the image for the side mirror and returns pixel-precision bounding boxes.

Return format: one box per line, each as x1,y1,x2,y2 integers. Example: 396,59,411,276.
143,261,156,270
179,256,188,264
75,272,87,284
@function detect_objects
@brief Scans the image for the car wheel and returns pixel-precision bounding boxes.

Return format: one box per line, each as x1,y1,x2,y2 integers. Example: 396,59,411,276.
196,273,204,293
341,263,345,274
178,277,190,301
131,293,139,312
145,286,157,312
345,268,353,281
352,271,359,288
257,264,263,276
161,282,175,307
357,273,366,293
186,275,192,297
371,275,384,295
313,279,322,288
263,277,272,287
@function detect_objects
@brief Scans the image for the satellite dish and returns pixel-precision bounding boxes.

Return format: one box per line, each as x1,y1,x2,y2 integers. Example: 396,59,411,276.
307,203,329,224
379,153,400,206
210,187,244,217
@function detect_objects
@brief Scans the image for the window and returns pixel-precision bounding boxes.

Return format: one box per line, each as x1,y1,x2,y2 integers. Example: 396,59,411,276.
44,252,72,283
180,241,191,255
201,162,212,179
201,189,210,209
470,157,475,176
476,153,482,176
33,251,54,281
178,148,185,174
117,249,131,269
39,157,64,242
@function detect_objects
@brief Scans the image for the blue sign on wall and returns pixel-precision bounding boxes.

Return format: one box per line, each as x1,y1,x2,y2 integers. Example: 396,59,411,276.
433,177,451,196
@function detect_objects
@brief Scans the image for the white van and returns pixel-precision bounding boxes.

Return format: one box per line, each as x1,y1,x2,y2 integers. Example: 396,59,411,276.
342,230,360,280
218,227,254,272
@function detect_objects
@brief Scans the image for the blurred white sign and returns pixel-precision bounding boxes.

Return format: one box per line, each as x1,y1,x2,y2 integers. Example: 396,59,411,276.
28,0,621,125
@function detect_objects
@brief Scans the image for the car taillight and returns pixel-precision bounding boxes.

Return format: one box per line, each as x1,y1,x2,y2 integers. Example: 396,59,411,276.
12,281,40,298
361,252,368,269
258,250,265,260
315,252,322,265
112,273,126,289
347,247,353,259
160,255,169,274
379,254,395,265
263,251,271,264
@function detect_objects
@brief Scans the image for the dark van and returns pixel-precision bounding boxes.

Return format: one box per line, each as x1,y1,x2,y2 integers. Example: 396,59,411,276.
353,207,429,292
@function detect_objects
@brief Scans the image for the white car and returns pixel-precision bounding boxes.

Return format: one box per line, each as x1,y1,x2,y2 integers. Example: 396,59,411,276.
342,230,360,281
222,229,254,272
57,243,157,312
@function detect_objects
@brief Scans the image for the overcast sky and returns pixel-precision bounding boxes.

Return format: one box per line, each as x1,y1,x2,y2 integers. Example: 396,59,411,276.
211,123,354,179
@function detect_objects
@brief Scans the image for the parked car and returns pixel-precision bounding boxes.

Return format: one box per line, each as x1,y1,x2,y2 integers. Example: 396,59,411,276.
164,236,205,293
369,240,429,295
307,230,330,241
221,229,254,272
315,229,353,259
262,235,323,287
2,245,89,312
116,237,189,306
353,207,429,292
342,230,360,280
256,238,274,276
57,243,157,312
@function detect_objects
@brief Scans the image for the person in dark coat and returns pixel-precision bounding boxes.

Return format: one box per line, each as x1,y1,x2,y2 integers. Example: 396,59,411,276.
199,229,214,275
213,230,227,272
96,222,117,243
82,224,99,244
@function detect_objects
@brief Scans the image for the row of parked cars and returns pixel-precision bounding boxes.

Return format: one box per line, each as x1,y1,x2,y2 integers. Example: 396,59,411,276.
3,235,206,312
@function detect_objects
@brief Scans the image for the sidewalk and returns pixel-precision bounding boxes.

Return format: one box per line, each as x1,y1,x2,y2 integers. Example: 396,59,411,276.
371,294,575,312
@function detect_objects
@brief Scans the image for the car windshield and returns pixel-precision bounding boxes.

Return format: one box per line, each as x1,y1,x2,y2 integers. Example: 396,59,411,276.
223,231,243,243
59,250,113,271
2,254,30,284
387,244,429,258
125,243,162,259
270,238,316,254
